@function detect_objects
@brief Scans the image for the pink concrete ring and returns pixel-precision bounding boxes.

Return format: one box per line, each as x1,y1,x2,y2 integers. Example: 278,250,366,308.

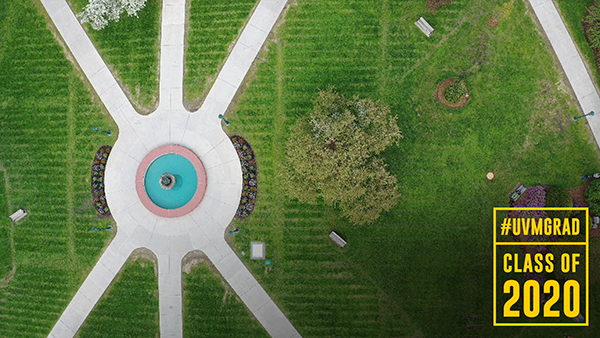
135,145,207,218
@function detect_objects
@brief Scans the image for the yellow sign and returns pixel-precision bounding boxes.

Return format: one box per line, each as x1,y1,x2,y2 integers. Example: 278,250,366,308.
493,207,589,326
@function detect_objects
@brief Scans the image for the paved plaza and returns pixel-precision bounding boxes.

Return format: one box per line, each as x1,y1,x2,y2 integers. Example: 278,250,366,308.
41,0,300,337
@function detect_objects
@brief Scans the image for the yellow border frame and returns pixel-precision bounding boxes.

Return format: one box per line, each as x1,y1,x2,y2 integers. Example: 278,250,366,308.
493,207,589,326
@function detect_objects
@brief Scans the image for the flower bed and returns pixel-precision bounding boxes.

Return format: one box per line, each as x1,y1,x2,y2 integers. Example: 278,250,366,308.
91,145,112,215
437,78,470,108
231,135,257,219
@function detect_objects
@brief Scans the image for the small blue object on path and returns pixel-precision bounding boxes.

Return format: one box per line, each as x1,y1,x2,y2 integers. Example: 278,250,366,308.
218,114,231,126
93,126,113,136
265,261,271,265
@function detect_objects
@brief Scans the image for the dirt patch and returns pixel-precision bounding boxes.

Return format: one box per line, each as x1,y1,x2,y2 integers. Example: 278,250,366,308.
130,248,159,275
181,250,209,274
437,78,470,108
567,182,591,207
487,17,499,28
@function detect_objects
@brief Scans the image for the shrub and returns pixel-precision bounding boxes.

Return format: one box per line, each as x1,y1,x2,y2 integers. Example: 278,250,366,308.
585,179,600,215
545,187,573,220
443,79,467,104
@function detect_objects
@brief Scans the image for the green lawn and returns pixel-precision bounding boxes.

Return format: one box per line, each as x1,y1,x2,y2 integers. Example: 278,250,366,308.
222,0,600,336
184,0,259,109
1,0,600,337
77,257,159,337
183,256,269,337
67,0,161,113
0,170,13,280
0,0,115,336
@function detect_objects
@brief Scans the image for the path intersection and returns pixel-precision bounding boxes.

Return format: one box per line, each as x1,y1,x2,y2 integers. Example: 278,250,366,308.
41,0,300,337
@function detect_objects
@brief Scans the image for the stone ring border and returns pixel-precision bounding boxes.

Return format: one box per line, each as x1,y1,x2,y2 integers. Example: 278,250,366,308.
135,144,207,218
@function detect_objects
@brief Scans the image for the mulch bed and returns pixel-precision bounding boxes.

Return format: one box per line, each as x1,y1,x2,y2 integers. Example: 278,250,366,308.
437,78,470,108
92,145,111,216
231,135,257,219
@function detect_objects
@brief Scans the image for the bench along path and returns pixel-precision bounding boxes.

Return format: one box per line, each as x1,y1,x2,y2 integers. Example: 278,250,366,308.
41,0,300,337
528,0,600,144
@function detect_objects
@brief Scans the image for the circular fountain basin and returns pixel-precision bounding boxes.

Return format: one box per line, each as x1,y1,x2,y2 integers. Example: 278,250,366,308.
136,145,207,218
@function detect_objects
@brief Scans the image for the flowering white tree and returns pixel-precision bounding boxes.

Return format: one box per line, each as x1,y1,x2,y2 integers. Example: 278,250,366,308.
78,0,147,30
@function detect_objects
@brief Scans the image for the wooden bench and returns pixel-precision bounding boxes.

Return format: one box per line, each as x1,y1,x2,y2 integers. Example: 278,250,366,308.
329,231,347,248
415,17,434,37
9,209,27,222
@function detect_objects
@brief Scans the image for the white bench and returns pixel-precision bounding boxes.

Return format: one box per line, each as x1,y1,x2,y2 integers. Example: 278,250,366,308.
329,231,347,248
415,17,434,37
9,209,27,222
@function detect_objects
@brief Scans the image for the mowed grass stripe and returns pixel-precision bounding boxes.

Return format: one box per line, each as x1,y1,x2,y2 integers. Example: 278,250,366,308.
0,264,79,337
67,0,161,112
77,258,159,338
0,170,13,278
184,0,258,108
183,260,269,338
0,0,114,336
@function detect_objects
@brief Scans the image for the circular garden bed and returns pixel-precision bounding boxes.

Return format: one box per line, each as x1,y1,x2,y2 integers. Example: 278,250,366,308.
437,78,470,108
231,135,257,219
92,145,111,216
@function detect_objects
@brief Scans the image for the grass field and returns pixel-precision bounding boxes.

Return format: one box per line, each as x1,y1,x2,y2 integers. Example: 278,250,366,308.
183,256,269,337
1,0,600,336
67,0,161,113
217,0,600,336
77,257,159,337
0,0,115,336
0,170,13,280
184,0,259,109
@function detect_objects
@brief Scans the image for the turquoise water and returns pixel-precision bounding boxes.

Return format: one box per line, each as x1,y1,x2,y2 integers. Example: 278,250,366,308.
144,154,198,209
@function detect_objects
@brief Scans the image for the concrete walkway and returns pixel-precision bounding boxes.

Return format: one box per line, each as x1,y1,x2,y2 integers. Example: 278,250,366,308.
41,0,299,337
529,0,600,144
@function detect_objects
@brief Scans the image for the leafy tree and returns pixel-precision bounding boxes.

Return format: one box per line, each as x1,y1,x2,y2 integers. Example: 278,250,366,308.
78,0,147,30
282,88,402,225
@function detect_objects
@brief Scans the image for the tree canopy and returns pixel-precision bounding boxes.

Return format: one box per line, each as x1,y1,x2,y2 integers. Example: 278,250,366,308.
282,88,402,225
78,0,147,30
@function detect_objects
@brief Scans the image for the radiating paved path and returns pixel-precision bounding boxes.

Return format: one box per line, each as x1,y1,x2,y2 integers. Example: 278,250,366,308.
41,0,300,337
529,0,600,144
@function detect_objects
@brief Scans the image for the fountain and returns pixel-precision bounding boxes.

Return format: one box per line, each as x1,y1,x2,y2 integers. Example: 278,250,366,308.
136,145,207,217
